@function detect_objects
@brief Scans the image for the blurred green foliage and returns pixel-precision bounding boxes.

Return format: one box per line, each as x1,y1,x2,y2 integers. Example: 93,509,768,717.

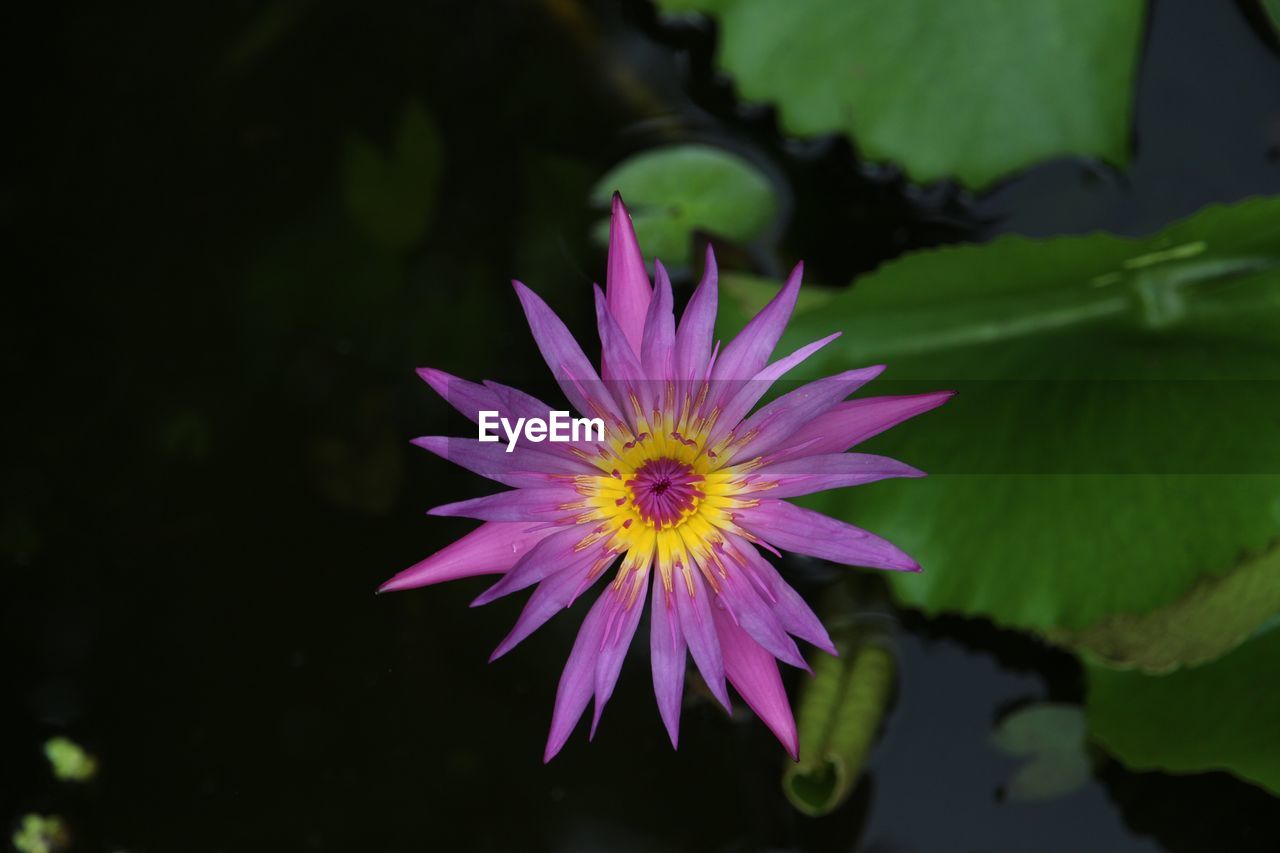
241,98,453,515
43,737,98,782
308,390,404,515
592,145,777,266
342,102,443,253
12,815,69,853
243,185,403,349
656,0,1145,187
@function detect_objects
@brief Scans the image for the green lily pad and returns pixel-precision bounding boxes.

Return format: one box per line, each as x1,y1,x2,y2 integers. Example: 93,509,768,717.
1086,627,1280,794
991,704,1092,801
720,198,1280,640
1047,539,1280,673
342,101,442,252
657,0,1146,187
592,145,777,266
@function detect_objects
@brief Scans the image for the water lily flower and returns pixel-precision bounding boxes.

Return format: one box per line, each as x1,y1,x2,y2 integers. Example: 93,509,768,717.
382,195,951,761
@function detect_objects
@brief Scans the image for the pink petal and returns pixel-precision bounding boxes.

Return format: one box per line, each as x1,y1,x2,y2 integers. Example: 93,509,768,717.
715,565,807,670
427,486,582,522
710,333,841,445
411,436,591,485
378,521,555,593
674,245,718,383
674,564,731,710
714,605,798,759
710,262,803,385
512,280,623,422
769,391,955,462
640,261,677,381
471,524,603,606
649,576,686,748
735,499,920,572
605,193,652,358
481,380,557,423
725,534,835,655
416,368,500,424
492,552,606,662
731,367,884,463
594,284,645,393
590,577,649,738
748,452,925,498
544,586,613,762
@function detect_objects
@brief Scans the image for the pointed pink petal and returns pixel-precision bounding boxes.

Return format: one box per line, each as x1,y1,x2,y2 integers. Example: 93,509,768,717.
428,486,581,522
748,452,925,498
512,280,623,422
715,565,807,670
649,576,686,748
605,193,652,358
640,261,676,381
769,391,955,462
492,553,606,662
416,368,500,424
714,605,798,760
594,284,645,388
481,380,557,423
735,499,920,572
730,367,884,463
418,370,584,466
411,436,591,485
674,565,731,710
711,262,803,385
674,245,718,382
471,525,601,606
544,585,614,761
378,521,555,593
590,577,649,738
710,333,841,444
725,534,835,655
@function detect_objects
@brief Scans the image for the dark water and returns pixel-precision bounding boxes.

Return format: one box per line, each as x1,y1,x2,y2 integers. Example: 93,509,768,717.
5,1,1280,851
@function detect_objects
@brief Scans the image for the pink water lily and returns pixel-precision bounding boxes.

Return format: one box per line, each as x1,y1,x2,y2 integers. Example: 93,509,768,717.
382,195,951,761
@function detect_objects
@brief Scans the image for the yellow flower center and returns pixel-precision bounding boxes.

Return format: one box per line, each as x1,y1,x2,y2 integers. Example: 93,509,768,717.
557,386,767,603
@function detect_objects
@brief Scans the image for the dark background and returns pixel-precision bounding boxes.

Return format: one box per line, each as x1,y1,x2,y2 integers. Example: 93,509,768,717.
5,1,1280,851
